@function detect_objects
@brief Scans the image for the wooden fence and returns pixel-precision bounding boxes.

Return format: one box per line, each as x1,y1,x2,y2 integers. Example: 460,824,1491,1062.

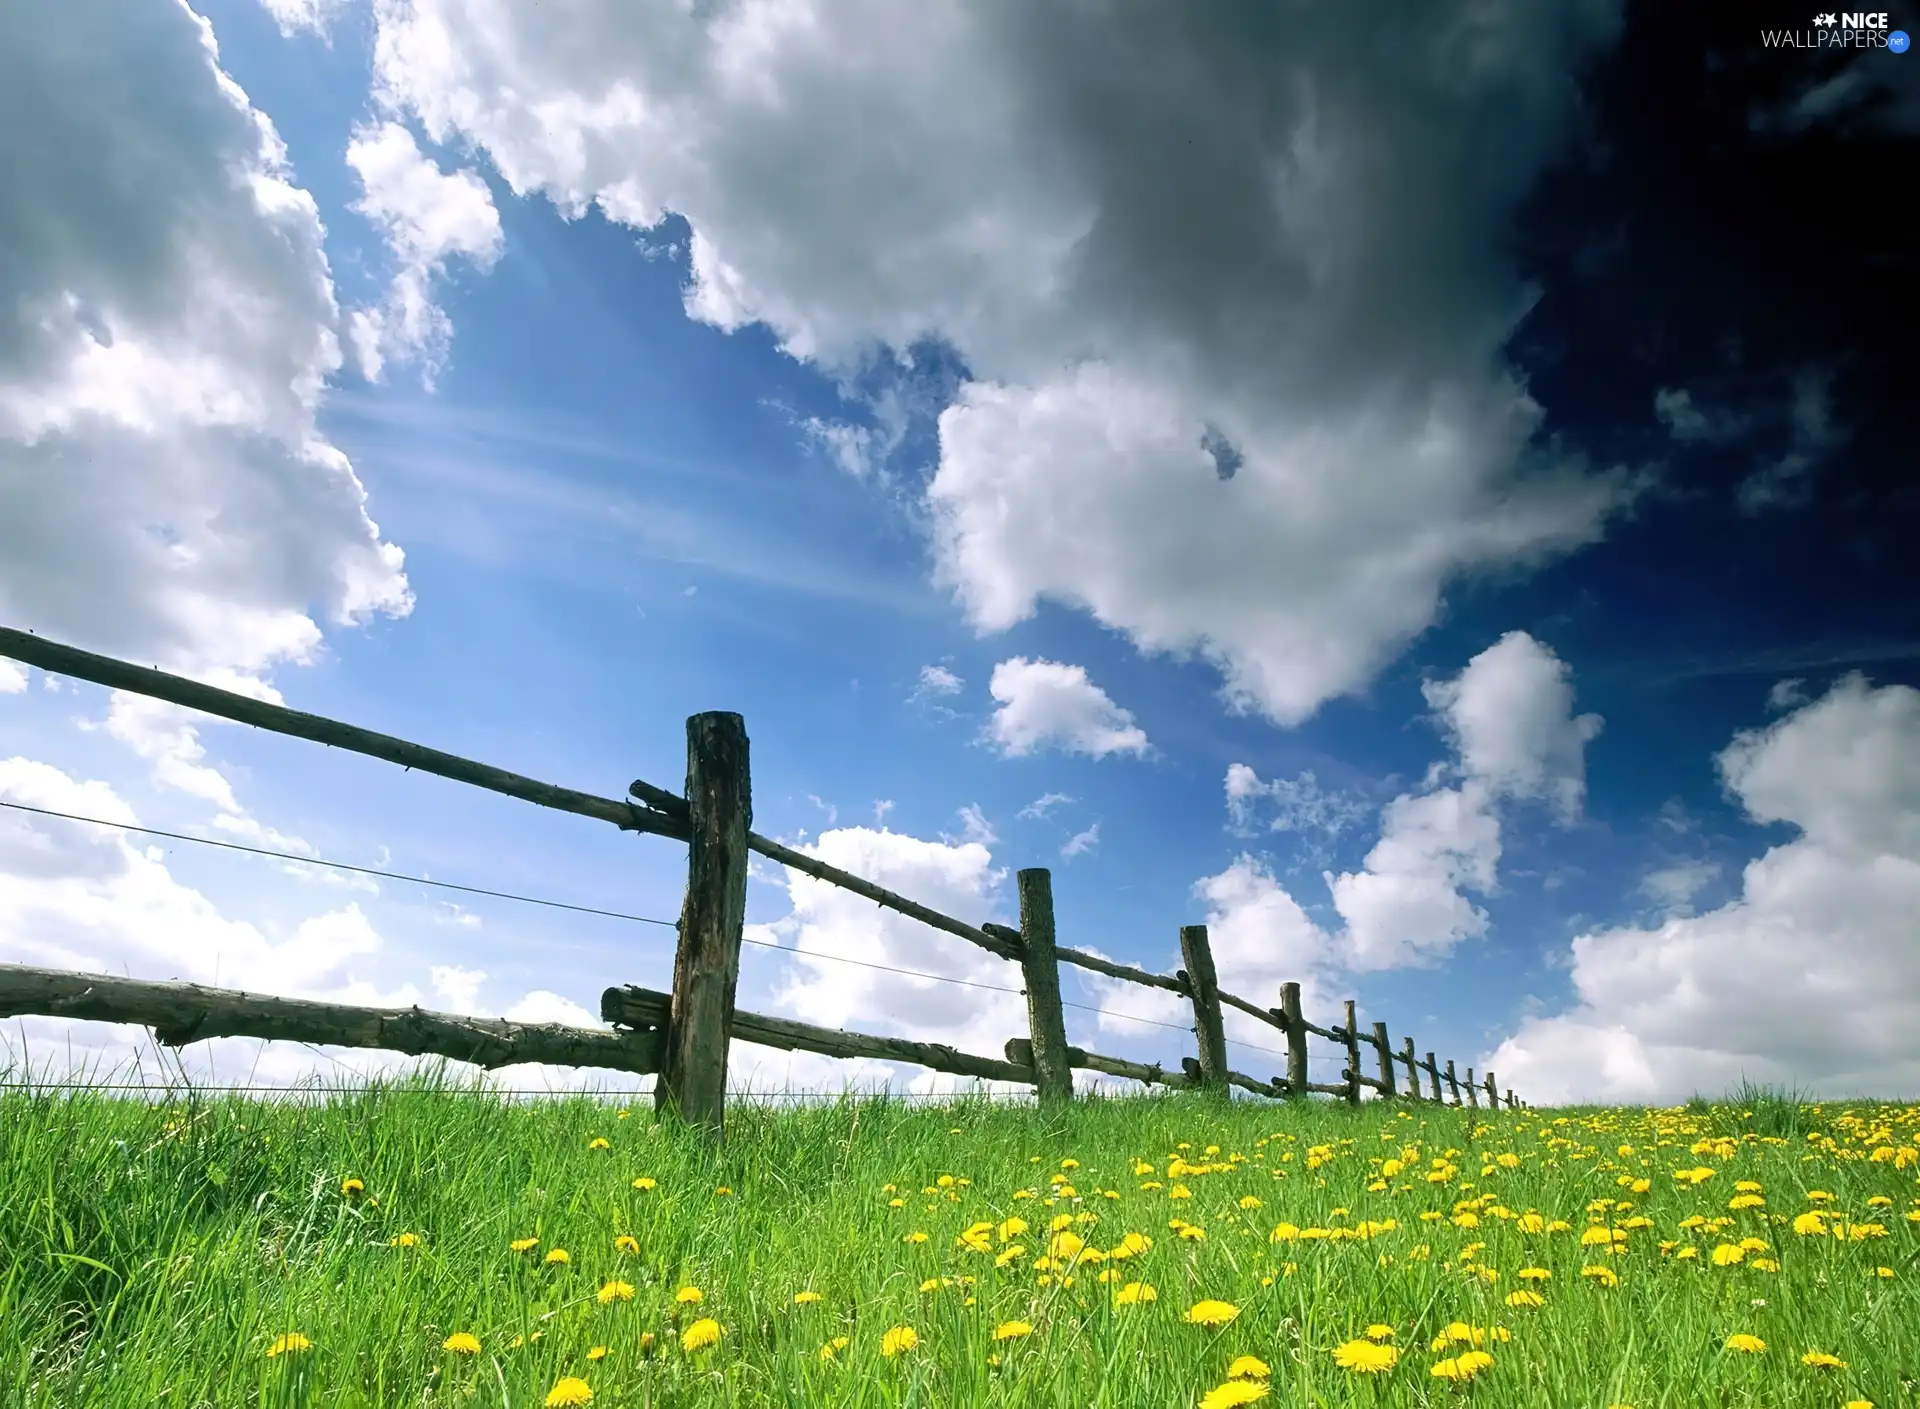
0,626,1526,1140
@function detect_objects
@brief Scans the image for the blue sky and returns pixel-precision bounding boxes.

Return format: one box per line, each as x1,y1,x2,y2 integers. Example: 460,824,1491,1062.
2,0,1915,1103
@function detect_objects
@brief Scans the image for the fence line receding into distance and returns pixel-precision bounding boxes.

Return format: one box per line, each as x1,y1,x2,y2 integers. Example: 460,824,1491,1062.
0,626,1526,1141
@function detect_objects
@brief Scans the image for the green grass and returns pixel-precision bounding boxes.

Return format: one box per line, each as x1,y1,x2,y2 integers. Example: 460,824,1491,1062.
2,1069,1917,1407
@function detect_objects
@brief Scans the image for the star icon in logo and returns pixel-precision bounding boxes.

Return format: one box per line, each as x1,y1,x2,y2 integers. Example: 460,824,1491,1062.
1814,11,1837,24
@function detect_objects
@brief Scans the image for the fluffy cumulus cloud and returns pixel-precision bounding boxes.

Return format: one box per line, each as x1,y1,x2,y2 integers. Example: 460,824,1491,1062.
1490,675,1920,1103
1329,632,1600,969
1423,630,1604,821
986,658,1149,759
345,120,503,386
365,0,1637,725
0,0,411,684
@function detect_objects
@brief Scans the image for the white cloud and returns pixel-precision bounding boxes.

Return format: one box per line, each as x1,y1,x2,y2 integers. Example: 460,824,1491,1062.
1326,632,1599,969
1018,792,1072,820
365,0,1635,726
1652,386,1748,444
1060,822,1099,859
345,121,503,386
0,0,412,684
1767,678,1809,711
1749,54,1920,136
1422,630,1604,822
986,657,1148,759
1736,369,1843,515
429,963,487,1012
953,804,997,846
912,664,964,699
1328,781,1503,971
257,0,350,39
1,660,26,694
1224,764,1369,840
1490,674,1920,1103
1638,858,1720,914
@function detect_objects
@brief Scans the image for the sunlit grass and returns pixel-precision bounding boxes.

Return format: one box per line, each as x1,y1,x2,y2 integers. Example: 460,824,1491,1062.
2,1068,1916,1406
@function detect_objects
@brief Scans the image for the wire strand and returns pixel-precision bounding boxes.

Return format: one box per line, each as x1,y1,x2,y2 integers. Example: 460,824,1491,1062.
0,800,679,928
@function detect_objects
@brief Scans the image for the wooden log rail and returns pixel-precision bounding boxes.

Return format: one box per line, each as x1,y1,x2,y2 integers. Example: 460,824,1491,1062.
0,963,664,1076
608,986,1033,1087
1007,1038,1192,1092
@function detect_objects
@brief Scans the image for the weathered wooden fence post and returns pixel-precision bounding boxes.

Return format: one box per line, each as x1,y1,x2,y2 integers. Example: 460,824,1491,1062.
1016,868,1073,1108
1372,1021,1395,1098
1280,982,1308,1099
1464,1066,1479,1108
1341,1000,1362,1105
1401,1036,1419,1100
1444,1059,1462,1106
1505,1089,1516,1110
1484,1070,1499,1107
1178,925,1230,1098
1424,1052,1442,1101
656,712,751,1140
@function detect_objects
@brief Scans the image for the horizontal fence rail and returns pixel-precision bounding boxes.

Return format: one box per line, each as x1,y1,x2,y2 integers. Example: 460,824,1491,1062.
0,964,664,1075
0,627,1525,1136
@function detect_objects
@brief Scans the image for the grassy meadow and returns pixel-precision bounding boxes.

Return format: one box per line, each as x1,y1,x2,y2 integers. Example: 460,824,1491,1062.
2,1075,1917,1407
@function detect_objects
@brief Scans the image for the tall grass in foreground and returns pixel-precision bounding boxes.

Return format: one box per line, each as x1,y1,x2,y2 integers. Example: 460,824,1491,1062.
1,1072,1916,1408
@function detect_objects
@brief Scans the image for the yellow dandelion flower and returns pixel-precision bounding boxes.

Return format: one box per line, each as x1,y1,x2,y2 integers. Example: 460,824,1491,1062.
794,1290,823,1305
544,1248,570,1265
1517,1267,1551,1282
992,1320,1032,1341
1801,1350,1847,1369
512,1237,540,1253
264,1333,311,1358
1581,1265,1619,1287
339,1178,364,1197
586,1345,608,1361
819,1335,850,1361
1115,1281,1157,1305
1200,1381,1270,1409
613,1234,640,1255
1186,1299,1240,1327
1506,1290,1545,1307
1332,1339,1399,1373
1365,1324,1396,1342
1711,1243,1746,1266
714,1186,733,1196
587,1137,610,1151
544,1376,593,1406
880,1325,919,1357
390,1232,419,1248
596,1280,635,1304
1227,1355,1271,1379
675,1286,703,1304
1723,1333,1766,1354
680,1318,722,1353
443,1332,482,1355
631,1177,656,1191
